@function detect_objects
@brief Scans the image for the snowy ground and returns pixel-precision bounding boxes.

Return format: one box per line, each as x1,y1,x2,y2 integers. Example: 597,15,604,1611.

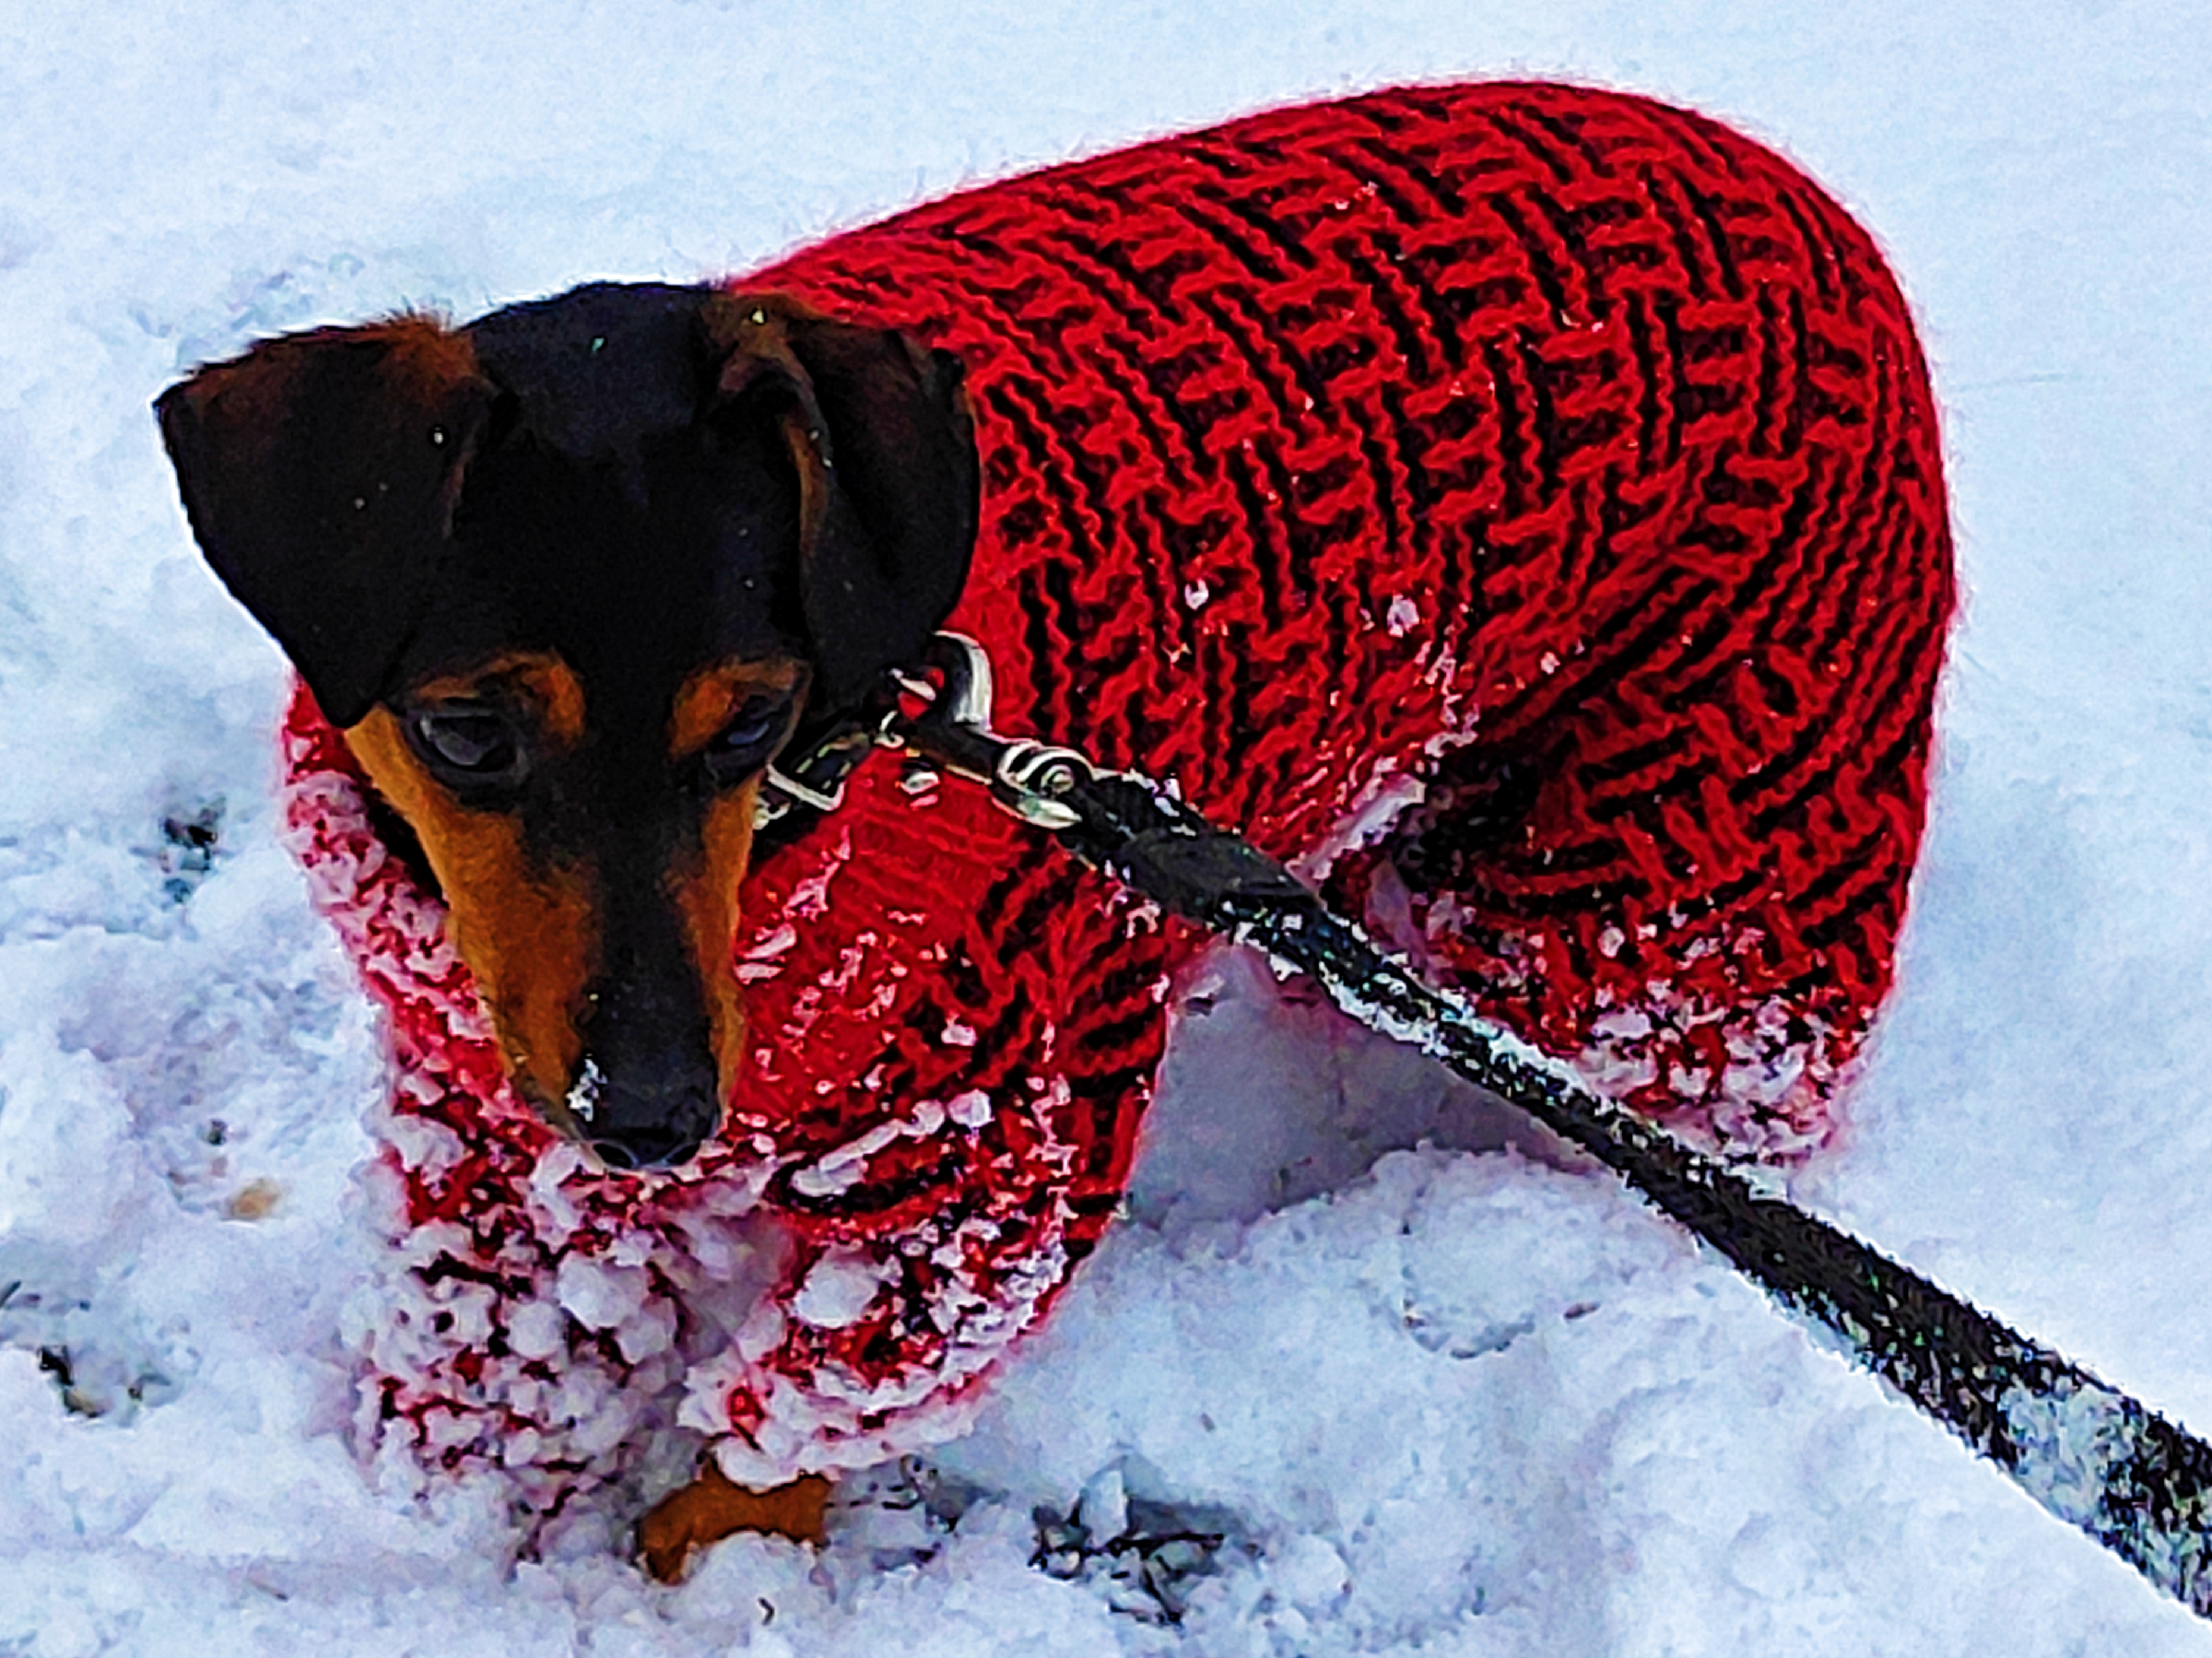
4,1,2210,1652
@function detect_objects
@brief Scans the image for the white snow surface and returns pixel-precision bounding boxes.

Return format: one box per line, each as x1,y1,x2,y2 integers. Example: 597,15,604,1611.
4,1,2211,1651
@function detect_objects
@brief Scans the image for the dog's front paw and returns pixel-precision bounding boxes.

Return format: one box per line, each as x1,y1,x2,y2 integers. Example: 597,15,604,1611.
637,1463,830,1583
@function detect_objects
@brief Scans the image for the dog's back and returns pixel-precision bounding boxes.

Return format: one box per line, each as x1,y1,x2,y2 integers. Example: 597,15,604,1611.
736,77,1951,1151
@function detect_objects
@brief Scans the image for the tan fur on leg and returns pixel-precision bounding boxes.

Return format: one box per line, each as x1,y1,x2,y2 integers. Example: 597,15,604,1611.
637,1464,831,1583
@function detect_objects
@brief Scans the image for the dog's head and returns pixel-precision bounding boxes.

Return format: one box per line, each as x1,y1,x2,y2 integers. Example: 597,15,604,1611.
157,283,978,1170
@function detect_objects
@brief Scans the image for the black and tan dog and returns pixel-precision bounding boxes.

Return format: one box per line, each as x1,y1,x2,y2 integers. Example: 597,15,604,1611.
154,84,1954,1578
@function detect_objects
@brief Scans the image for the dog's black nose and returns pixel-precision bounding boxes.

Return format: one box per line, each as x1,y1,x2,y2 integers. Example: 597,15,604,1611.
568,1038,723,1170
570,930,725,1170
587,1119,706,1170
575,1073,721,1170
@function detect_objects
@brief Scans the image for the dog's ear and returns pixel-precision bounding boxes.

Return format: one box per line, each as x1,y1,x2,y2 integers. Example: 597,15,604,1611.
702,295,978,710
155,320,496,727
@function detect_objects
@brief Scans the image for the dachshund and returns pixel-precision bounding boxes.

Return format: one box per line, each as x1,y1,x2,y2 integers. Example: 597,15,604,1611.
154,82,1953,1578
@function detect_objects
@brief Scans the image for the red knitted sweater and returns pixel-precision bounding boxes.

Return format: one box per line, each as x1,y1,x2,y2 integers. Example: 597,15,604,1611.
284,82,1952,1506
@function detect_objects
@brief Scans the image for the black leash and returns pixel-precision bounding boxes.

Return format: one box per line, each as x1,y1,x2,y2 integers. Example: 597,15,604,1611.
764,633,2212,1621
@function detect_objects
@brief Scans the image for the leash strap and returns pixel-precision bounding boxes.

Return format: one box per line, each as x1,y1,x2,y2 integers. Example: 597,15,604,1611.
873,633,2212,1621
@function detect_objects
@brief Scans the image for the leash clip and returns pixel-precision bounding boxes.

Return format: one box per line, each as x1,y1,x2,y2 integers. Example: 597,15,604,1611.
888,634,1098,831
983,738,1095,831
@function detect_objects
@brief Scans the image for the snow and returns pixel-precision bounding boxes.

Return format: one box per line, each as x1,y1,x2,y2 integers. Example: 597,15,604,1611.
3,0,2210,1651
790,1250,895,1332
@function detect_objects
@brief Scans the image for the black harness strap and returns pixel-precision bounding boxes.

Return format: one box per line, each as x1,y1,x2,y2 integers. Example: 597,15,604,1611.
865,633,2212,1622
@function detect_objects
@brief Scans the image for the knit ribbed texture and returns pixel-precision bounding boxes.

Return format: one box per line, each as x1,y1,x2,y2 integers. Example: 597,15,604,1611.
284,82,1952,1506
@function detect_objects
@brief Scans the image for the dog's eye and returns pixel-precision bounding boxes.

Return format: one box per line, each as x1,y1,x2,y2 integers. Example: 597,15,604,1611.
702,697,796,789
407,703,526,787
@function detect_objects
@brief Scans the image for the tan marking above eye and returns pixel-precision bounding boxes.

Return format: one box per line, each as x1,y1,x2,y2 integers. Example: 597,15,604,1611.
669,658,808,760
412,650,587,748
